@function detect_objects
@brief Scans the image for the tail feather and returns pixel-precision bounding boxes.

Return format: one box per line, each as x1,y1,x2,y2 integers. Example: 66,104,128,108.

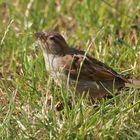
125,79,140,88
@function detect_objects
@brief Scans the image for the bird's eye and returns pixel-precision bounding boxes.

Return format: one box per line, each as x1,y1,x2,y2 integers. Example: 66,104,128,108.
49,36,55,40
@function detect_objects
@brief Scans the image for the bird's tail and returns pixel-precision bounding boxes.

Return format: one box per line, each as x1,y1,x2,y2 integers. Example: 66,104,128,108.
125,79,140,88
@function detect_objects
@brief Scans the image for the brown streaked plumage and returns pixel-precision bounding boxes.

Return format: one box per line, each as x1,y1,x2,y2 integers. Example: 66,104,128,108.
34,31,140,99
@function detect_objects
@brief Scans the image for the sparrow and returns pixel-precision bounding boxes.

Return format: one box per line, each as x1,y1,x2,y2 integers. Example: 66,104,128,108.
34,31,140,99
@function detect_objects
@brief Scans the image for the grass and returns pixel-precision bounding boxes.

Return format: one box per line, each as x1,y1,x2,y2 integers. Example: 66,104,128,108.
0,0,140,139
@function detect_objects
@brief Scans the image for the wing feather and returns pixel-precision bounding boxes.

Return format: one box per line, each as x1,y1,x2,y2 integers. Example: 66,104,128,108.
62,54,128,82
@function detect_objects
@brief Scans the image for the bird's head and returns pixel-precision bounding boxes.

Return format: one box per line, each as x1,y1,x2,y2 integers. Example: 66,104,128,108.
34,31,69,55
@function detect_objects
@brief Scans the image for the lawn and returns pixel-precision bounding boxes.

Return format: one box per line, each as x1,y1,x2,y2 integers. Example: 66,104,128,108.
0,0,140,139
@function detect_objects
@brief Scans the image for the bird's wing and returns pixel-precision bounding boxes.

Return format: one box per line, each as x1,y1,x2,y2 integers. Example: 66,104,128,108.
62,54,128,82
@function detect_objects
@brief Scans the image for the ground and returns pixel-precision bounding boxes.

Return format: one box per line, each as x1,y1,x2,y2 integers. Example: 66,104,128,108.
0,0,140,139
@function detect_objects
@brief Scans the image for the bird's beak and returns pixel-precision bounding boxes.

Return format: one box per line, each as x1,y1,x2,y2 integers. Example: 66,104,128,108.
34,32,49,47
34,32,44,39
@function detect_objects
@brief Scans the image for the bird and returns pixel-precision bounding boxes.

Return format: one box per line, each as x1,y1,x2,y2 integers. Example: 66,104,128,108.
34,31,140,99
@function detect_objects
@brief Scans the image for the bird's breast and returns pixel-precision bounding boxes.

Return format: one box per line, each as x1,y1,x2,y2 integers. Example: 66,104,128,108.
43,53,66,81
